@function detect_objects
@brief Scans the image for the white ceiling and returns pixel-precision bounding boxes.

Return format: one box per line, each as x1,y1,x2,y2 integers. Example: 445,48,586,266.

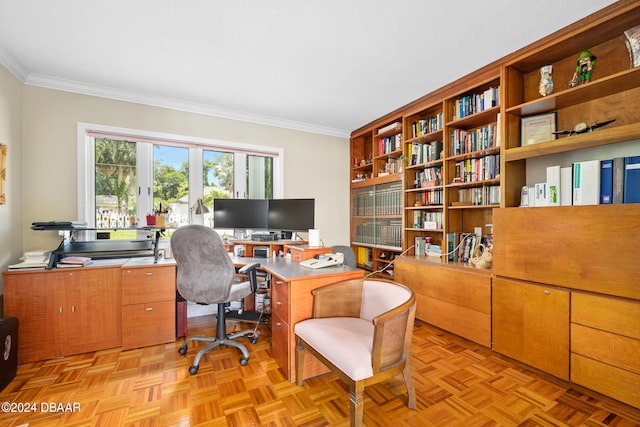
0,0,619,137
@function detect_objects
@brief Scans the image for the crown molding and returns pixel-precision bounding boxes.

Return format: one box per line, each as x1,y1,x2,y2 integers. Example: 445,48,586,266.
0,61,348,138
0,45,28,82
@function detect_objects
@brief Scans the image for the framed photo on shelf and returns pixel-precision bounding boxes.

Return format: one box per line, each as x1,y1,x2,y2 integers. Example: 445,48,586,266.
521,112,556,146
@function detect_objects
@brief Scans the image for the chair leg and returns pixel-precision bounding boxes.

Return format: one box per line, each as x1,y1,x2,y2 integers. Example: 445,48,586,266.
349,381,365,427
403,361,416,409
295,338,305,386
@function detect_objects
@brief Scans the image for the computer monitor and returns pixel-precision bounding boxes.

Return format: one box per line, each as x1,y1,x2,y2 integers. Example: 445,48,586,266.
212,199,268,229
268,198,315,231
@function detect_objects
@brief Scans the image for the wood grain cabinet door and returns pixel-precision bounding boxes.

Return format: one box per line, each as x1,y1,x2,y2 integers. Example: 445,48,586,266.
492,277,570,380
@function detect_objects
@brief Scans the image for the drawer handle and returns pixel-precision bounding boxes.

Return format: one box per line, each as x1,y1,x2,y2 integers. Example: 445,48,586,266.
146,307,154,311
275,322,282,327
72,305,75,313
276,301,282,305
146,272,153,276
544,290,550,295
59,307,63,314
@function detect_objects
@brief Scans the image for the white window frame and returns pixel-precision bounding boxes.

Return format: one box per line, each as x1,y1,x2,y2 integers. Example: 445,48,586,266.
77,122,283,227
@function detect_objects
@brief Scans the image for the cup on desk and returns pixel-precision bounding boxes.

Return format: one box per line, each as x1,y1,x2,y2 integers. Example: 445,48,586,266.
155,213,165,228
146,214,156,226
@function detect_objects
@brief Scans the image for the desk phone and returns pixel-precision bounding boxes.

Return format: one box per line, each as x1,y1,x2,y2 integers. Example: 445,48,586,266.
299,252,344,269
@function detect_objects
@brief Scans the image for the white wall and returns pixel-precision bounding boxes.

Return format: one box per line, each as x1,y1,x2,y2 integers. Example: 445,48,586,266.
0,65,23,295
21,85,351,253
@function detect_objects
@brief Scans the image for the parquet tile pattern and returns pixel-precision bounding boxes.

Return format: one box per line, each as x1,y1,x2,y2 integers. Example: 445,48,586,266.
1,316,639,426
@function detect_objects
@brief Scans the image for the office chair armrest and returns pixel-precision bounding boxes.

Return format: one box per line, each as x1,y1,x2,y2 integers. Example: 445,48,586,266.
237,262,261,292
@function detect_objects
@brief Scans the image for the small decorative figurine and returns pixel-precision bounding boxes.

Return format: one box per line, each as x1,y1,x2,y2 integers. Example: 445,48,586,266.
570,50,597,87
539,65,554,96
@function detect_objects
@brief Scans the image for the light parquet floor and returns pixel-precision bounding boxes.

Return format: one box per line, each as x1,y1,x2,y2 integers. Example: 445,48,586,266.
1,316,639,426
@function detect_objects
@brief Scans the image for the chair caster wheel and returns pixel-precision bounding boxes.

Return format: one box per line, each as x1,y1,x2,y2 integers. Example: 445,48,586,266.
240,357,248,366
178,345,187,356
250,337,258,345
189,365,199,375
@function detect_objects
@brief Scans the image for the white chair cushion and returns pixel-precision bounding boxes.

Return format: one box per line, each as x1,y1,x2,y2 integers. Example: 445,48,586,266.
295,317,374,381
360,280,412,321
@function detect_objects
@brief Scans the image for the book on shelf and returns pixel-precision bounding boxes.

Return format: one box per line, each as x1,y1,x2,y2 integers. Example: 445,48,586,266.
377,122,401,135
446,232,457,262
623,156,640,203
600,158,625,204
573,160,600,206
546,166,561,207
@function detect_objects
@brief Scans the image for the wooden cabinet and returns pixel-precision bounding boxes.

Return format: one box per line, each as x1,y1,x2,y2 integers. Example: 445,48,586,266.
491,277,570,380
570,293,640,408
121,263,176,350
350,116,404,277
395,257,491,347
3,266,122,364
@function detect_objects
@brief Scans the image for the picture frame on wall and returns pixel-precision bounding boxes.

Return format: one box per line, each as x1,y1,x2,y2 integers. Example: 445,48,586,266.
0,143,6,205
521,112,556,146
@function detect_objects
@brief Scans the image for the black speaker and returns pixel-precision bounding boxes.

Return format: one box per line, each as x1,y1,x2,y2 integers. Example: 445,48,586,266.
0,317,18,391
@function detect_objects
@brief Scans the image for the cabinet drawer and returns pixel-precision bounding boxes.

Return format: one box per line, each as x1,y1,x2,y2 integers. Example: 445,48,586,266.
571,323,640,374
571,353,640,408
271,279,289,322
571,293,640,339
122,265,175,305
122,300,175,350
271,312,289,376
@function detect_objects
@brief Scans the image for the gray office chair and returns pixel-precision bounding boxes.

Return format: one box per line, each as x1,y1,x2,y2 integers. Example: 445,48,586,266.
332,245,357,267
171,225,261,373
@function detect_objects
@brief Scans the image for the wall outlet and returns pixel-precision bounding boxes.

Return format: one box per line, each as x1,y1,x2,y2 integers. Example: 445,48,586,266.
474,227,482,237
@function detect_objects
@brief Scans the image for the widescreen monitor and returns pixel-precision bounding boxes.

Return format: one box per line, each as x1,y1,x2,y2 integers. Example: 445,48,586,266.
268,198,315,231
213,199,268,229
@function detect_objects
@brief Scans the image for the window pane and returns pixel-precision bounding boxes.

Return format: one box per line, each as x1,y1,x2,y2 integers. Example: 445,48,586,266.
95,138,137,229
203,150,233,227
154,145,189,227
247,155,273,199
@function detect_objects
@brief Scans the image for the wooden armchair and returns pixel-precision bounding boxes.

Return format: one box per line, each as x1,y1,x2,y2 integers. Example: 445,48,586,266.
294,278,416,427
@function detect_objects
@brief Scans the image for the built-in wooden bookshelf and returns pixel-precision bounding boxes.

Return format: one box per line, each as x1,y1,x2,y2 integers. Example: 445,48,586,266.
350,115,404,276
350,1,640,406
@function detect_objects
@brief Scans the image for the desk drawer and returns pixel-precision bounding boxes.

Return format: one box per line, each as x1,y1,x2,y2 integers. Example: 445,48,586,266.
271,278,289,323
122,265,175,305
122,300,175,350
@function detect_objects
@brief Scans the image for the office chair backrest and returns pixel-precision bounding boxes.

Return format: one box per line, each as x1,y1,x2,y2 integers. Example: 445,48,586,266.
332,245,356,268
171,225,236,304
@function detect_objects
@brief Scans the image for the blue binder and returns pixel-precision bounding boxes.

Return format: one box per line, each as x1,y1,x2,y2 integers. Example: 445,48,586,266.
623,156,640,203
600,159,613,204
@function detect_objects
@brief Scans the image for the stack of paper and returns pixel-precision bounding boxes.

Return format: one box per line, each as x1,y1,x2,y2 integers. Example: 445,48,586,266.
8,251,51,270
57,256,92,268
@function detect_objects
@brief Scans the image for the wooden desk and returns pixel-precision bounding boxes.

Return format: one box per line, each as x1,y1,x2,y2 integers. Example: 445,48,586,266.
232,256,364,382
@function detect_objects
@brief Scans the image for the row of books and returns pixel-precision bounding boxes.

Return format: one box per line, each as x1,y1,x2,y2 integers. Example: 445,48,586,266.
450,124,498,156
413,166,442,188
414,237,441,257
451,155,500,183
522,156,640,207
410,112,443,138
408,140,443,166
354,220,402,248
451,86,500,121
456,185,500,206
445,233,492,262
356,247,373,268
415,189,443,206
378,134,402,155
412,211,443,230
352,184,403,216
377,158,403,176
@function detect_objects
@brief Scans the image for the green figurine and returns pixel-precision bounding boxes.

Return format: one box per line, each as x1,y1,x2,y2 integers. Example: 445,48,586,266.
570,50,597,87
